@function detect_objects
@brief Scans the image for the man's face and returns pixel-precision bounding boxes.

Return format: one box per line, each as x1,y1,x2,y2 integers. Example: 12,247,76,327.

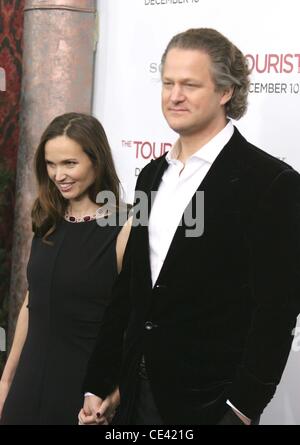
162,48,232,138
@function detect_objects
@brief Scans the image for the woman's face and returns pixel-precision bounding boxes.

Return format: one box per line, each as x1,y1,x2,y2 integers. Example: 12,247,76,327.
45,135,96,200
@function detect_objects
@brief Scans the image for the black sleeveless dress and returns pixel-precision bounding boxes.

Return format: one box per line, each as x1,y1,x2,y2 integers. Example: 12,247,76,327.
1,218,122,425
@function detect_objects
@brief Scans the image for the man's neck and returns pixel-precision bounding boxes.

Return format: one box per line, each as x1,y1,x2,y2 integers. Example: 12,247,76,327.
177,120,228,163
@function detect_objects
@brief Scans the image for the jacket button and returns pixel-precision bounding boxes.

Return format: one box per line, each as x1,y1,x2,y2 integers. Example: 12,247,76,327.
145,321,154,331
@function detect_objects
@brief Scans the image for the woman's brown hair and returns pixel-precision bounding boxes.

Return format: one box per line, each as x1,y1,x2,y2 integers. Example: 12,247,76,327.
32,112,121,243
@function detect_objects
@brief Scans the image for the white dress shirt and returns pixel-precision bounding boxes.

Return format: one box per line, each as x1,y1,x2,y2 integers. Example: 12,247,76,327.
148,120,234,287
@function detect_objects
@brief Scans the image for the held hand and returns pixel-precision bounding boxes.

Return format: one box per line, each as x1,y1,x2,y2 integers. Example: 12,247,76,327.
78,394,105,425
0,380,10,419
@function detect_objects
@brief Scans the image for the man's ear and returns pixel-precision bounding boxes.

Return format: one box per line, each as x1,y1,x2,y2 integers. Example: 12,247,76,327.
220,87,234,106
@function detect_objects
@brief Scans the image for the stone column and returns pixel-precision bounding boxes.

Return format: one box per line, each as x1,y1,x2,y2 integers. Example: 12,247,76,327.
8,0,97,343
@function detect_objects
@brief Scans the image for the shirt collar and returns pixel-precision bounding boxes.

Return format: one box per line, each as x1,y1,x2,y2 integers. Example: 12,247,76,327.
166,120,234,165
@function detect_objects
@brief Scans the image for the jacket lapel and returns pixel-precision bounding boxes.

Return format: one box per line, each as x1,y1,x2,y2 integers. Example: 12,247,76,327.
133,156,169,291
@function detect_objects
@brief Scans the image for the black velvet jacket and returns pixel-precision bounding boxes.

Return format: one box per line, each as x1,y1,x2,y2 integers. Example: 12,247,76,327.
84,128,300,424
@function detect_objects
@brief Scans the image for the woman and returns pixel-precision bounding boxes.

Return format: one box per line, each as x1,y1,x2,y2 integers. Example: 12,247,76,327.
0,113,130,425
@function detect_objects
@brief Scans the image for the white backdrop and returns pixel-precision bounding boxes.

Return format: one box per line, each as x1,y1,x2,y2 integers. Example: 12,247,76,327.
93,0,300,425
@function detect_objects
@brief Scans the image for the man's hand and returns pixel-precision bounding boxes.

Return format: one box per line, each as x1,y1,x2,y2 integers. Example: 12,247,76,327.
78,388,120,425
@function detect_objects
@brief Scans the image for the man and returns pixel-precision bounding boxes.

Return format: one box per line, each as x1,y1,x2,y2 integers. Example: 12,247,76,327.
79,28,300,425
